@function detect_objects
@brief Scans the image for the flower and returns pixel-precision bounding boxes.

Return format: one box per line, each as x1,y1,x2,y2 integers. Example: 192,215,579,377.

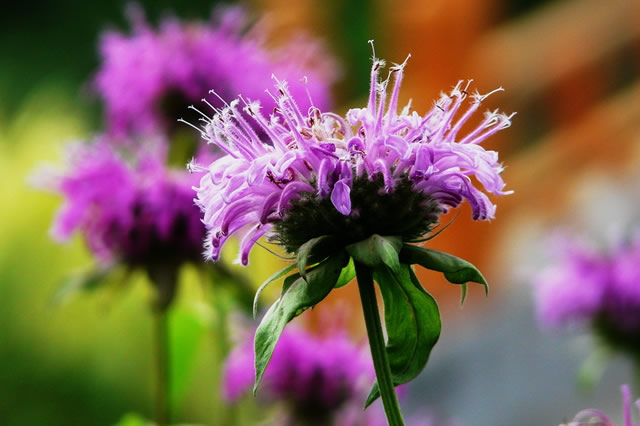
224,327,373,414
48,138,205,270
95,4,335,138
193,50,513,264
561,385,640,426
534,231,640,352
223,324,450,426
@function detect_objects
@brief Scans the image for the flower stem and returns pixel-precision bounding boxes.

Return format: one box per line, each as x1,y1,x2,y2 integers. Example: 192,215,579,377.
355,262,405,426
154,307,170,426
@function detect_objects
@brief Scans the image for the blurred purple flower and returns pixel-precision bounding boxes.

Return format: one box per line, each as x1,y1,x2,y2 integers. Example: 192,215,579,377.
561,385,640,426
193,50,513,264
47,138,205,269
223,325,451,426
95,4,336,137
224,327,373,413
534,231,640,336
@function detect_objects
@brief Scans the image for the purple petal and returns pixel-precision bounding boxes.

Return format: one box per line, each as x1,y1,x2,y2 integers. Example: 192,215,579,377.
331,179,352,216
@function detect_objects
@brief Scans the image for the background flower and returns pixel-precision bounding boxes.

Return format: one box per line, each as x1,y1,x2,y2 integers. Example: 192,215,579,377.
534,231,640,346
47,139,205,268
223,322,452,426
95,5,336,138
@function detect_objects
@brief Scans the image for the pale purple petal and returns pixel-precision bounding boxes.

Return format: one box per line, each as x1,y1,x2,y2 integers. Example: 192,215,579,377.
331,179,352,216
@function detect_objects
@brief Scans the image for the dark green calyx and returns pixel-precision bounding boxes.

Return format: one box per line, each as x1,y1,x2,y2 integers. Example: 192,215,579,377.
274,175,442,254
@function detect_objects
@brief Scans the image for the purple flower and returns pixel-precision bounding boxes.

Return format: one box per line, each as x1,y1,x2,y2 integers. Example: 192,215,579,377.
95,5,336,137
194,50,513,264
48,138,205,269
223,325,450,426
562,385,640,426
534,231,640,339
223,326,374,424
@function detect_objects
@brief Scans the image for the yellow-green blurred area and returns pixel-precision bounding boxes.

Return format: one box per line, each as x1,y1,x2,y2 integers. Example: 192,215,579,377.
2,0,640,425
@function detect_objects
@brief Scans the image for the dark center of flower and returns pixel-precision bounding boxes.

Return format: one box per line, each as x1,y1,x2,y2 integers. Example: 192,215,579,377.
274,174,442,254
593,314,640,358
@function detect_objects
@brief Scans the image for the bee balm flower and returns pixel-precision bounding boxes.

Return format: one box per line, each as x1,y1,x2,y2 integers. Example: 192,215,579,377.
193,52,513,264
47,139,206,308
534,231,640,354
223,325,451,426
95,5,335,138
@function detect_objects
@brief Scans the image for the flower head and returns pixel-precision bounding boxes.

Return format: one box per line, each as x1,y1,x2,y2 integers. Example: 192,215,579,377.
194,51,513,264
224,327,373,417
534,231,640,353
48,139,205,269
223,325,449,426
95,5,335,138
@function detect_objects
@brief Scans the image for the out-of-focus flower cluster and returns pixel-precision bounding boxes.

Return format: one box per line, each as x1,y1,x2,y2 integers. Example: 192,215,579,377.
49,139,205,267
194,54,513,264
95,5,335,137
534,231,640,337
223,325,453,426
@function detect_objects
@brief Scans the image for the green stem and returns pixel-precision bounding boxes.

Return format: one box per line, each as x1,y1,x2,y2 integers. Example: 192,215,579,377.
154,308,170,426
355,262,405,426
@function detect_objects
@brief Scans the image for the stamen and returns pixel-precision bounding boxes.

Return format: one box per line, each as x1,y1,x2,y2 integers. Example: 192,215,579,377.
177,118,205,136
188,104,211,120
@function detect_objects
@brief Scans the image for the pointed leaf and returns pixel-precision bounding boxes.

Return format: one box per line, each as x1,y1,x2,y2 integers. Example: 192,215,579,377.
53,266,114,304
254,251,348,394
366,264,441,406
346,235,402,269
297,235,337,282
400,244,488,293
335,257,355,288
253,263,297,318
459,283,468,305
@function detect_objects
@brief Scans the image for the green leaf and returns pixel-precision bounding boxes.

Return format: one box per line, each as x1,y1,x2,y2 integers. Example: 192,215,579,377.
253,263,297,318
346,235,403,270
459,283,468,305
400,244,488,294
296,235,337,282
366,264,441,406
335,257,355,288
53,265,114,304
254,251,348,394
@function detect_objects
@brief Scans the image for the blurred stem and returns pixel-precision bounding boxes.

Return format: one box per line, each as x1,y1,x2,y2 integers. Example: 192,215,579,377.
154,307,170,426
203,267,234,425
148,265,178,426
355,262,405,426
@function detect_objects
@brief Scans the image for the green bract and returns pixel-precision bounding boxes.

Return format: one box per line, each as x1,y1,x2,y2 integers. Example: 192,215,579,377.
253,234,488,402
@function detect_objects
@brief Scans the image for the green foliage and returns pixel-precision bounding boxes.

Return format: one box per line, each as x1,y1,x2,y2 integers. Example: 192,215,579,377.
400,244,488,304
253,252,349,393
346,234,402,270
366,264,441,406
335,257,356,288
253,263,298,318
53,265,116,304
296,235,338,282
